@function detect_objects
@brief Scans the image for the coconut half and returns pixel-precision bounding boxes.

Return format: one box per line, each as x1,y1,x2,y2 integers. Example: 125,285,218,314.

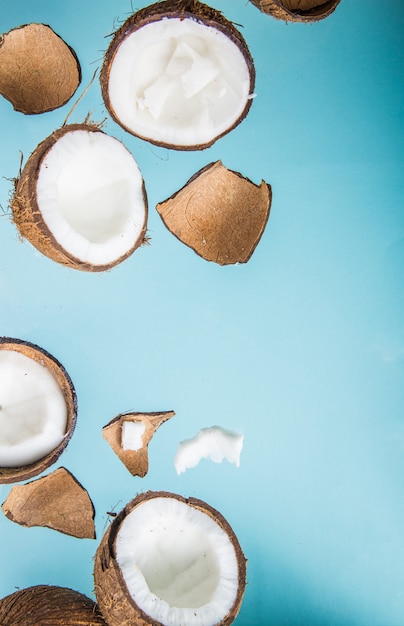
94,491,246,626
0,337,77,484
0,23,81,114
249,0,342,22
100,0,255,150
11,124,148,271
0,585,107,626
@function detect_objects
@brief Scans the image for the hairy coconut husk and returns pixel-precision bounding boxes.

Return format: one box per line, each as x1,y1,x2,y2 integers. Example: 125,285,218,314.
0,585,107,625
2,467,95,538
249,0,341,22
0,23,81,114
0,337,77,484
94,491,247,626
102,411,175,477
100,0,255,150
156,161,272,264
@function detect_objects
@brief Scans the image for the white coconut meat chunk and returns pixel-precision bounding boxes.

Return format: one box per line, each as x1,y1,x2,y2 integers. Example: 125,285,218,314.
115,496,240,626
121,420,145,451
174,426,244,475
107,18,253,148
36,130,146,267
0,350,67,467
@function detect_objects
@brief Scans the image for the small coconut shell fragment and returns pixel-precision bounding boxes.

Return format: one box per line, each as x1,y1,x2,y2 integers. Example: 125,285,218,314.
156,161,271,265
2,467,95,539
0,23,81,114
0,585,107,626
249,0,341,22
102,411,175,477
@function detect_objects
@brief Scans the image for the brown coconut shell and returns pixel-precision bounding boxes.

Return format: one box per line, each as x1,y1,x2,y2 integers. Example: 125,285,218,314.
0,337,77,484
249,0,342,22
94,491,247,626
156,161,272,265
0,585,107,626
102,411,175,477
100,0,255,150
2,467,95,539
0,23,81,114
11,123,148,272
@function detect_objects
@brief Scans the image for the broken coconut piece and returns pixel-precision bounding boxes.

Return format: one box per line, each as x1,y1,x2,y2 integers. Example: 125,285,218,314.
94,491,246,626
156,161,272,264
102,411,175,477
2,466,95,539
100,0,255,150
249,0,342,22
0,23,81,114
11,123,148,272
174,426,244,474
0,585,107,626
0,337,77,484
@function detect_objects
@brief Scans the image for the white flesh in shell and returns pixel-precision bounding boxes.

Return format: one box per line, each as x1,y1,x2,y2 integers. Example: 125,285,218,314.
36,130,146,266
107,18,252,147
116,496,239,625
121,420,146,451
0,351,67,467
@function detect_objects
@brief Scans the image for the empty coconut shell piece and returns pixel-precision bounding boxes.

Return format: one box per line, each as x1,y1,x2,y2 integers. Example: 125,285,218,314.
2,467,96,539
0,585,107,626
156,161,272,264
0,337,77,484
0,23,81,114
102,411,175,477
249,0,342,22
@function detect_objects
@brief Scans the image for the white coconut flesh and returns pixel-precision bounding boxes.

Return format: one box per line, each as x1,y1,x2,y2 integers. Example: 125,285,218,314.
0,351,67,467
115,497,239,625
36,130,146,266
107,18,252,147
121,420,145,451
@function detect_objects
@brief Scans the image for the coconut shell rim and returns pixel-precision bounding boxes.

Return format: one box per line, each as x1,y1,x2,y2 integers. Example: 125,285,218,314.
248,0,342,22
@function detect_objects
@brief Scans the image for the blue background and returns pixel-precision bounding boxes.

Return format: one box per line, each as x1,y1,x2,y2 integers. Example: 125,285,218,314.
0,1,403,624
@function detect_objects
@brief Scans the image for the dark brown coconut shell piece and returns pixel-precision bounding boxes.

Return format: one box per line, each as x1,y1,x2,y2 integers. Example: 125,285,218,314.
249,0,341,22
94,491,247,626
156,161,272,265
2,467,95,538
0,585,107,625
0,23,81,114
102,411,175,477
100,0,255,150
0,337,77,484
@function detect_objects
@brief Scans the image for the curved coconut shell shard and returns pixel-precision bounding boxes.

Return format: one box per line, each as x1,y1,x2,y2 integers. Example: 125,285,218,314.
0,23,81,114
0,337,77,485
11,123,148,272
1,467,95,539
102,411,175,477
156,161,272,265
100,0,255,150
0,585,107,626
249,0,342,22
94,491,247,626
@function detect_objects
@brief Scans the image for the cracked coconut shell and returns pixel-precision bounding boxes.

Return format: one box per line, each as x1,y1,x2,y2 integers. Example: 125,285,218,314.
0,585,107,626
156,161,272,264
2,467,95,539
0,23,81,114
249,0,342,22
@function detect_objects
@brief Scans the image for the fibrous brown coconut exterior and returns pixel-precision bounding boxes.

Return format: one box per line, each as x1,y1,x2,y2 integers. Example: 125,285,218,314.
11,124,148,272
94,491,247,626
102,411,175,477
0,337,77,484
0,23,81,114
249,0,342,22
2,467,96,538
100,0,255,150
0,585,107,626
156,161,272,264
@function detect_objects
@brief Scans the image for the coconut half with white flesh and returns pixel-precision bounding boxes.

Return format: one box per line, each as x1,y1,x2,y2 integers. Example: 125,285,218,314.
0,337,77,484
94,491,246,626
249,0,342,22
100,0,255,150
11,124,148,271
